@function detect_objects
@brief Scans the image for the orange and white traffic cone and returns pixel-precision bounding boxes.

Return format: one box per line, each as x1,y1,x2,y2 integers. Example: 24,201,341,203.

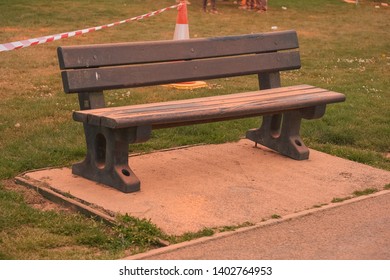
173,1,190,40
168,1,207,90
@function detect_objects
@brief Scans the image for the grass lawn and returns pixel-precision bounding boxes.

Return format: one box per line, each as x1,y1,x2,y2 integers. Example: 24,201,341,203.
0,0,389,259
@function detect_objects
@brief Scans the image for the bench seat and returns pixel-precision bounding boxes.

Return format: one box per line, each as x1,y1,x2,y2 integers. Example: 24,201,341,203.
73,85,345,129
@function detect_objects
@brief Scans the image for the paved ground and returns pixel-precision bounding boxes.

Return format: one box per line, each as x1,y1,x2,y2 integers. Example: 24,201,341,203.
127,191,390,259
15,139,390,259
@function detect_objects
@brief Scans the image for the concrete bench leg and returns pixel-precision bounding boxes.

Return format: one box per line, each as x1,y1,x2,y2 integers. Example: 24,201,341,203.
246,105,326,160
73,124,151,193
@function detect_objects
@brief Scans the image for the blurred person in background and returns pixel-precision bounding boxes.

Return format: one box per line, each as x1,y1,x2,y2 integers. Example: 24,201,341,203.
203,0,218,13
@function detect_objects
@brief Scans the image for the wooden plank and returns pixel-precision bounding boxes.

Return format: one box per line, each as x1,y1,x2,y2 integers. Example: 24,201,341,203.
76,85,313,119
58,31,298,69
73,85,314,123
61,51,301,93
112,91,345,129
101,88,340,121
73,85,345,128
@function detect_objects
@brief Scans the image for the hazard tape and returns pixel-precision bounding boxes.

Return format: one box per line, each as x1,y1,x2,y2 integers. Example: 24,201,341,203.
0,3,183,53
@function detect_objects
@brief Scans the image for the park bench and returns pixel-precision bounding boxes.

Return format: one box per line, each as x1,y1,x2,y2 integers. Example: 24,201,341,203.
57,30,346,193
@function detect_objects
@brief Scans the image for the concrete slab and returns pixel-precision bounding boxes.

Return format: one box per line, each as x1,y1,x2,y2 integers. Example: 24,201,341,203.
16,139,390,235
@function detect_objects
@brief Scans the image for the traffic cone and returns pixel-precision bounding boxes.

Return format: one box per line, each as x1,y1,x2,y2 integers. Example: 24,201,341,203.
173,1,190,40
167,1,207,90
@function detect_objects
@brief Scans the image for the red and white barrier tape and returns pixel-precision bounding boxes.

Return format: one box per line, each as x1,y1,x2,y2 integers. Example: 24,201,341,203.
0,3,183,53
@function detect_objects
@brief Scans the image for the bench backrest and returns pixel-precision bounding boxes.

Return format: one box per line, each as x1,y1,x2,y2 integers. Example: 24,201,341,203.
58,30,300,94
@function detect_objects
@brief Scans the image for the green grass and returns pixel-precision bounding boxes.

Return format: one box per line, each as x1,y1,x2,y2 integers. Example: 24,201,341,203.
0,184,120,259
0,0,389,259
331,187,381,204
352,188,378,197
0,183,203,259
111,214,169,251
331,196,351,203
173,228,215,243
313,203,328,208
217,221,255,233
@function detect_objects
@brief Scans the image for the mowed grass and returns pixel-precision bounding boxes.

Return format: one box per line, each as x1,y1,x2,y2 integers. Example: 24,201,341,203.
0,181,170,259
0,0,389,259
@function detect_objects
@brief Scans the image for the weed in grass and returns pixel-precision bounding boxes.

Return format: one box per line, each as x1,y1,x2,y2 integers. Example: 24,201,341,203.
313,203,328,208
271,214,281,219
331,197,350,203
331,187,380,204
352,188,378,197
111,214,168,251
218,221,254,233
175,228,215,243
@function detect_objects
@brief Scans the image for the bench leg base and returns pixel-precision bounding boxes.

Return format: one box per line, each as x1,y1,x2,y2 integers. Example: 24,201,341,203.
246,106,326,160
73,125,151,193
72,161,140,193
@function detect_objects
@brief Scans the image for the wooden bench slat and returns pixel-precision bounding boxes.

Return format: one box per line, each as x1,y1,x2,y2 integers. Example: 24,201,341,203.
111,91,344,129
73,85,313,123
62,51,300,93
73,85,345,129
74,85,314,121
58,31,298,69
